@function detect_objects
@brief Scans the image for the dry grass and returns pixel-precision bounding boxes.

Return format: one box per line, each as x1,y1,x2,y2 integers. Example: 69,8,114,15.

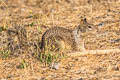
0,0,120,80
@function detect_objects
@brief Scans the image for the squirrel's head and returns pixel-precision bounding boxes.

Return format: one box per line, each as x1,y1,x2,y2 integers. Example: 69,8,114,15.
73,18,98,38
75,18,98,34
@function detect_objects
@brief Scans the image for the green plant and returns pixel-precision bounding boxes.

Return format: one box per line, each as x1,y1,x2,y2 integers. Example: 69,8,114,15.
38,40,63,65
29,22,34,27
0,50,10,58
17,59,29,69
37,26,42,32
34,36,64,65
0,26,7,32
38,51,61,65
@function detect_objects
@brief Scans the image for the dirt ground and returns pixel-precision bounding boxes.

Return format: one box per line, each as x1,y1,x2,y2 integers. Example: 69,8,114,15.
0,0,120,80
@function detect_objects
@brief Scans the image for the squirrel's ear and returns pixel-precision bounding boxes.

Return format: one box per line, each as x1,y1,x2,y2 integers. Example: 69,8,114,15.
80,17,87,24
83,18,87,22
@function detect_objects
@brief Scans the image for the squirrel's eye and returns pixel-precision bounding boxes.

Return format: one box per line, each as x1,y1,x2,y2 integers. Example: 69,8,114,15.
88,26,92,28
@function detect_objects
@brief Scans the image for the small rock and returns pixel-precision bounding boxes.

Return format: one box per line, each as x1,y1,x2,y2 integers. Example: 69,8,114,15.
7,74,12,78
50,62,60,70
98,22,104,27
78,78,83,80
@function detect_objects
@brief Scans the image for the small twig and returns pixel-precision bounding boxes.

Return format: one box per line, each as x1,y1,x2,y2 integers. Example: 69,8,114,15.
67,49,120,57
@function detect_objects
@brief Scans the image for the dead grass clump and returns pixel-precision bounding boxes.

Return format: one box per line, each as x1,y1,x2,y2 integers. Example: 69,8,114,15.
6,24,27,56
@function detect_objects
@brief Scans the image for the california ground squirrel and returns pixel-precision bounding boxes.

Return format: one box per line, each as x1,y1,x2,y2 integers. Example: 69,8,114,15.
40,18,98,52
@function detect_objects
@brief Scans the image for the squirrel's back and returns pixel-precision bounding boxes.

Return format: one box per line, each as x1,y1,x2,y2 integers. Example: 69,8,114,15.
40,27,74,51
